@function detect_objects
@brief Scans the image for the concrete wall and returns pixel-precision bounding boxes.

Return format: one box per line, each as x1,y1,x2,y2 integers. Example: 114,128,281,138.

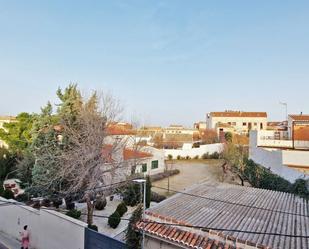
145,236,180,249
249,131,308,182
0,197,87,249
164,143,224,159
282,150,309,167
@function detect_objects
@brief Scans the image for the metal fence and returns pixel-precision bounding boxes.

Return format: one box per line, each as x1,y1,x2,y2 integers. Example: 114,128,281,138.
85,228,127,249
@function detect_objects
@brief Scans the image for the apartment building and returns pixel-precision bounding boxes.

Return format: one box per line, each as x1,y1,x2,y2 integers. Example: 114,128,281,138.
206,111,267,135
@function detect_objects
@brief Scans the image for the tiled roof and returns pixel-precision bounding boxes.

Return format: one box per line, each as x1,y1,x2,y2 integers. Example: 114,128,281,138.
106,126,136,135
123,149,152,160
289,115,309,121
210,112,267,118
149,183,309,249
136,219,240,249
102,144,152,162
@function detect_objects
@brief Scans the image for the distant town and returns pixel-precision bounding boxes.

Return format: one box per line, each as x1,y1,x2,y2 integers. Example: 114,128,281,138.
0,85,308,249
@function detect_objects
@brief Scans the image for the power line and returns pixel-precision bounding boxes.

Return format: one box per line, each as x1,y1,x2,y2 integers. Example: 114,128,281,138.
152,185,309,218
0,200,308,239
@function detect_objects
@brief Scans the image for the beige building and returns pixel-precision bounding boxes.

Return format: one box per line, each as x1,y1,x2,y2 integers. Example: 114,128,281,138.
206,111,267,135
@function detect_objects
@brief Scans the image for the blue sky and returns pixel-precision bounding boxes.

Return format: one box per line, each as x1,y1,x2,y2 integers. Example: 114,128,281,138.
0,1,308,126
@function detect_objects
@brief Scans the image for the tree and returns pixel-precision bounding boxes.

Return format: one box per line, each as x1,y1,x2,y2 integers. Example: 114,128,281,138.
224,132,233,143
126,204,142,249
145,175,151,208
31,85,125,226
200,129,219,144
108,211,121,228
0,148,17,181
0,112,35,154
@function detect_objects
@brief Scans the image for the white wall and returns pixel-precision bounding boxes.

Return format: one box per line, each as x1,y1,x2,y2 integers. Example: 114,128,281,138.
282,150,309,167
249,131,308,182
135,147,165,176
164,143,224,159
0,198,87,249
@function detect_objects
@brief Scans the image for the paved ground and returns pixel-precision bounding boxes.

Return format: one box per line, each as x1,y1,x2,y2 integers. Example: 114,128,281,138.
0,232,19,249
152,159,225,196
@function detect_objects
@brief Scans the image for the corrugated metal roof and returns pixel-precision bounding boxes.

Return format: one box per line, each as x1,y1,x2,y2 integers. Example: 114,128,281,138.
149,183,309,249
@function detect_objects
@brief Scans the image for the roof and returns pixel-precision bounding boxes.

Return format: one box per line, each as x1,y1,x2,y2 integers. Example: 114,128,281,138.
123,149,152,160
148,183,309,249
289,114,309,121
210,112,267,118
106,125,136,135
136,218,242,249
102,144,152,162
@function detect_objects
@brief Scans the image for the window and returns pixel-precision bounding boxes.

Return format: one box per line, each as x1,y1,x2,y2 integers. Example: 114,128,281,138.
260,123,263,129
243,122,247,126
142,163,147,172
151,160,159,169
232,122,236,126
254,122,257,126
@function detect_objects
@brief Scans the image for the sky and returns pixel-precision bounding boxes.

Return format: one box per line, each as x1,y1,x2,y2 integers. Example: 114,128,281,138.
0,0,308,126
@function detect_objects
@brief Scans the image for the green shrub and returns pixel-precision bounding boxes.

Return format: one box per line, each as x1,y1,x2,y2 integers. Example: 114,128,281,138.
291,179,309,199
1,189,14,199
108,211,121,228
66,209,81,219
0,183,4,196
95,196,107,210
194,155,199,159
41,199,51,207
210,152,220,159
51,198,63,208
15,193,30,202
122,184,141,207
116,202,128,217
177,155,181,160
167,154,173,160
202,153,210,159
185,156,191,160
88,224,98,231
151,191,166,203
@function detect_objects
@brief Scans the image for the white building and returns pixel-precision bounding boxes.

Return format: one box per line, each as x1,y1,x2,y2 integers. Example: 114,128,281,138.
206,111,267,135
249,130,309,182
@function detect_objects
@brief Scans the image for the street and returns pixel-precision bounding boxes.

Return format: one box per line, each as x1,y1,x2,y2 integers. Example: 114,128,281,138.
0,232,19,249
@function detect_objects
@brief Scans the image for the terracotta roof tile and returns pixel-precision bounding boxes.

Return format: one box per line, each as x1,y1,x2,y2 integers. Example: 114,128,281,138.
136,220,237,249
210,112,267,118
289,114,309,121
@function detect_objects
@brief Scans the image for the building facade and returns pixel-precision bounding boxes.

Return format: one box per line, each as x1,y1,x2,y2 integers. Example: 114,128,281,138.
206,111,267,135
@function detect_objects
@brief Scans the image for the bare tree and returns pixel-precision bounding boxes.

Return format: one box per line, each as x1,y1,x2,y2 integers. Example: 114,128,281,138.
32,91,129,225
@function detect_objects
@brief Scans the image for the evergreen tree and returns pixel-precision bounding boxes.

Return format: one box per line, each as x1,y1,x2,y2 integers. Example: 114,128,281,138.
126,204,142,249
145,175,151,208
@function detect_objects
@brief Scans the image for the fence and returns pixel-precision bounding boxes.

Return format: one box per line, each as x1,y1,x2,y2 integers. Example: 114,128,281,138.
85,228,127,249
